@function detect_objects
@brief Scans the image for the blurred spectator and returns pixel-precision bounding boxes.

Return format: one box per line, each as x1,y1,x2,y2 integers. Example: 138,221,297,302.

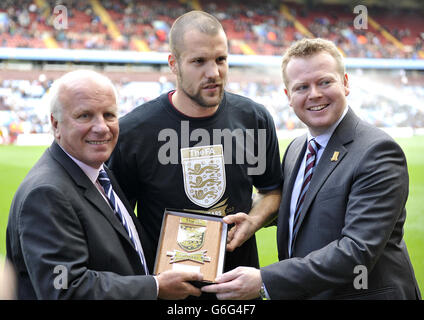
0,1,423,144
0,67,423,146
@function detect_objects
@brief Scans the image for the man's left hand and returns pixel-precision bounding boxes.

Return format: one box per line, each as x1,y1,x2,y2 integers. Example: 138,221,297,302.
201,267,262,300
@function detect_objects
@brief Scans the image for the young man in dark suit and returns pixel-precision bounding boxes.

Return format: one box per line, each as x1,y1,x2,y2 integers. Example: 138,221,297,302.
203,38,421,300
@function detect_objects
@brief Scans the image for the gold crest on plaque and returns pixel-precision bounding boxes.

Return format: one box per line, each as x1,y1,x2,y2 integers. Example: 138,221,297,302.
166,217,212,264
177,218,206,252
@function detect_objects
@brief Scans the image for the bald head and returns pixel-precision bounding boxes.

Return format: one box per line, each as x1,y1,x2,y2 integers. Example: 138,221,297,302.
169,10,225,59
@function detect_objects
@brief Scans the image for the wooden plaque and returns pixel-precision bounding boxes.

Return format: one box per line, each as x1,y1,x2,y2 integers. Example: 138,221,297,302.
154,209,227,283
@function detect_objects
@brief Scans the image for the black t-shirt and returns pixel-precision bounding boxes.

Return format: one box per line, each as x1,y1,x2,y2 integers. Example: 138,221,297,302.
108,91,282,272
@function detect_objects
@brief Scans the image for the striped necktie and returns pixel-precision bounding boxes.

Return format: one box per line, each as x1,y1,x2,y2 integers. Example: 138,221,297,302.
98,169,149,274
291,139,319,254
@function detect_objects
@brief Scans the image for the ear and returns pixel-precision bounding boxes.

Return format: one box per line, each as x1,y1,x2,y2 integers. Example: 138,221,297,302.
50,114,60,140
343,73,350,96
168,54,178,74
284,88,292,107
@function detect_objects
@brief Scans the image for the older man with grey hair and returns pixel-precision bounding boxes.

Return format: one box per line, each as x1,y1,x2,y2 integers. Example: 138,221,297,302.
6,70,203,299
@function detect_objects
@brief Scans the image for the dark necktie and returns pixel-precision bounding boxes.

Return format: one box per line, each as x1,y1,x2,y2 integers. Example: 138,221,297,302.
98,169,149,274
291,139,319,255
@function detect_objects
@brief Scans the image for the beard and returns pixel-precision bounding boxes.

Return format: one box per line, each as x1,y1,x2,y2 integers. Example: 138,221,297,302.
182,85,224,109
177,71,226,109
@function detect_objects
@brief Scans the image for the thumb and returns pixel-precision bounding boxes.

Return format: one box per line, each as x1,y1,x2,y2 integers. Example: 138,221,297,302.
183,272,203,282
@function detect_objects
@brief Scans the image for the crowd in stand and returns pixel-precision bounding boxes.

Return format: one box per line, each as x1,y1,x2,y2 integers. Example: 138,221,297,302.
0,0,423,144
1,69,424,145
0,0,422,58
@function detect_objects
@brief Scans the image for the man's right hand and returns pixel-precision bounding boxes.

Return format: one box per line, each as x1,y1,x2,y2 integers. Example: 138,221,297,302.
157,270,203,299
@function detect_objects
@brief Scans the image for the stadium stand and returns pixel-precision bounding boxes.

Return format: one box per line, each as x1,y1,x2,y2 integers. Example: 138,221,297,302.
1,66,423,145
0,0,422,58
0,0,423,144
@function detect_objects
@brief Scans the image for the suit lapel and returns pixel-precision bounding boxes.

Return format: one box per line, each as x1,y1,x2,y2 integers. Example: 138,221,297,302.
49,142,135,249
278,136,307,259
291,136,348,242
291,108,358,250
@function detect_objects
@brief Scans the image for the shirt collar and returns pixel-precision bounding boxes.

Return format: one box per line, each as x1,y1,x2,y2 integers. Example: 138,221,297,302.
58,144,103,184
307,106,348,148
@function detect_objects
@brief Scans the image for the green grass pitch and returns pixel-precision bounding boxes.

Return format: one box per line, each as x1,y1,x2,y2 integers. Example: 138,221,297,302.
1,137,423,294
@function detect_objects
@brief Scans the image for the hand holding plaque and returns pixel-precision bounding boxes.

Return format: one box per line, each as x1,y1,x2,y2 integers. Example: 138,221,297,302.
154,209,227,284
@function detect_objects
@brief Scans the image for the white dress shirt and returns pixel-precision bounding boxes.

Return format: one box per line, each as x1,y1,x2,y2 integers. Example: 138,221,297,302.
288,106,348,256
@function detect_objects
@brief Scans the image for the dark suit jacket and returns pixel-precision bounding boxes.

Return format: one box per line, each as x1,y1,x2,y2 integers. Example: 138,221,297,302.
6,142,157,299
261,108,421,300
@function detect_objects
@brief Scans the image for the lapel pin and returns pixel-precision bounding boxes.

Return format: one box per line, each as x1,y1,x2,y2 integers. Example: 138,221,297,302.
331,151,340,162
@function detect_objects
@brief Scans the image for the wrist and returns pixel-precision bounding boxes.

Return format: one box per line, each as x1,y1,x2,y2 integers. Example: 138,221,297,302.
247,212,265,232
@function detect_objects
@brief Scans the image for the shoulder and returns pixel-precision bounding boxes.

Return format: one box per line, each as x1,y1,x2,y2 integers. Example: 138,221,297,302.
357,119,394,142
333,108,401,154
15,145,82,204
15,156,72,203
9,166,72,231
339,115,407,178
349,116,403,157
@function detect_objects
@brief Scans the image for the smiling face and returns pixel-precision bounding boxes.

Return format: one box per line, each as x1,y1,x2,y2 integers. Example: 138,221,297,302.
169,29,228,116
284,51,350,136
51,77,119,168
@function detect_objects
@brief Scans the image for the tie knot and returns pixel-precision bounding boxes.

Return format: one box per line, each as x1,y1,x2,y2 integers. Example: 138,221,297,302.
308,139,319,155
98,169,111,190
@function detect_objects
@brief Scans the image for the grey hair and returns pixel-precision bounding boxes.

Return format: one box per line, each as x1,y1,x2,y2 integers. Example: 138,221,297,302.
48,69,118,122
